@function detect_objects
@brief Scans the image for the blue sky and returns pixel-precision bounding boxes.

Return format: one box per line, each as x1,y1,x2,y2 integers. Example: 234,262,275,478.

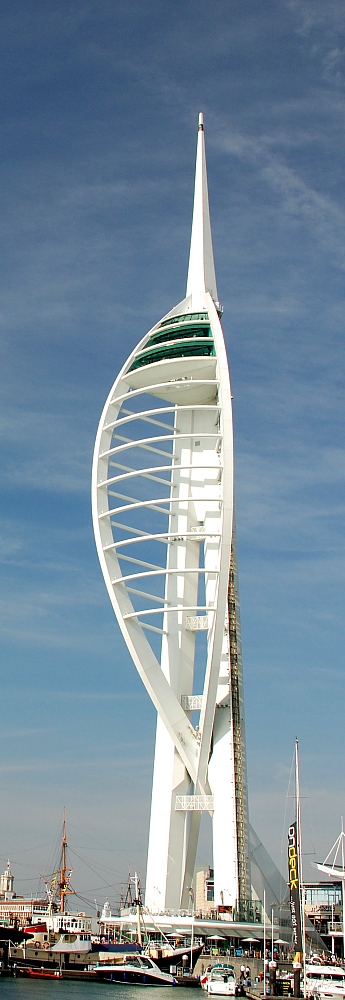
0,0,344,910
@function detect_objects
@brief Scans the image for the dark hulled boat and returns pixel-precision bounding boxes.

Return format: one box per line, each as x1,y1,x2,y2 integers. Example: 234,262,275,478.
94,954,177,986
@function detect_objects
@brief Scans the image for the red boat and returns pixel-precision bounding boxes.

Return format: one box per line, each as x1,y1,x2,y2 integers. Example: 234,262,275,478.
27,968,62,979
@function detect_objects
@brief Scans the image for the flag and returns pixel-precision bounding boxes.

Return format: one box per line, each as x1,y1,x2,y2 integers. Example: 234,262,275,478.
288,821,302,958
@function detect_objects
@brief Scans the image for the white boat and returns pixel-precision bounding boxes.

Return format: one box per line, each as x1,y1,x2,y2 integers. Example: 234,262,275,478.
201,964,236,995
93,954,177,986
206,965,237,996
305,963,345,1000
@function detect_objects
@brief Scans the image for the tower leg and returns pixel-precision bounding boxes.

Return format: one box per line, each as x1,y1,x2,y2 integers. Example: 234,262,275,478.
208,707,238,908
145,716,191,911
180,810,202,908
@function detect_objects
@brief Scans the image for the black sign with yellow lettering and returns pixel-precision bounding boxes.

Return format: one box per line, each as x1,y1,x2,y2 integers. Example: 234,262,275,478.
288,821,302,955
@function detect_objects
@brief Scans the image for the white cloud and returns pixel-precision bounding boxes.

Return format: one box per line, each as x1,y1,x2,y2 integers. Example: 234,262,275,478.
215,124,345,270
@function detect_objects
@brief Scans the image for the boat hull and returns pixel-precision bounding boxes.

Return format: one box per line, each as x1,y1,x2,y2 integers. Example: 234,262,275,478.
207,987,236,997
94,964,176,986
201,965,237,995
149,944,203,971
27,969,62,979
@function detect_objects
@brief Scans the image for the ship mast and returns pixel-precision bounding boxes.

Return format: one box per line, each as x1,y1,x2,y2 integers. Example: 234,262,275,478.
40,809,74,914
58,808,74,913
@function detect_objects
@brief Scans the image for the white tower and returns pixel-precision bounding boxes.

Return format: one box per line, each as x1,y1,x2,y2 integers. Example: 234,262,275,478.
0,860,14,899
92,114,250,913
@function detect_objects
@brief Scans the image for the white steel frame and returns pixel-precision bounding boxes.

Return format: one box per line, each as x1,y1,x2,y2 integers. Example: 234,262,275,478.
92,113,249,912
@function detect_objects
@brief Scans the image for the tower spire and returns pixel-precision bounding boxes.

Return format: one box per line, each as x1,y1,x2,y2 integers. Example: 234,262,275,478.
186,112,218,303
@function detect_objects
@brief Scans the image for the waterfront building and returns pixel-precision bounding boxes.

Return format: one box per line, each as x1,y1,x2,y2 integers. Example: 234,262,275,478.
304,881,343,957
0,861,47,926
195,867,216,919
92,114,289,924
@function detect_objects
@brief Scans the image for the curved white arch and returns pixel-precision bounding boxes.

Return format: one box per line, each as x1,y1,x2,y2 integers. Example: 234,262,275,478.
92,291,232,786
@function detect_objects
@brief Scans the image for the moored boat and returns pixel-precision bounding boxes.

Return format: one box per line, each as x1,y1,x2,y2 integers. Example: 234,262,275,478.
27,968,62,979
201,964,236,993
205,966,237,996
93,954,177,986
305,963,345,1000
146,942,203,972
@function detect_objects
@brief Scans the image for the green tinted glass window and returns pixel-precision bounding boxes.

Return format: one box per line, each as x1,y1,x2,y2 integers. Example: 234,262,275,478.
129,338,215,372
128,314,214,372
147,325,211,347
159,312,208,327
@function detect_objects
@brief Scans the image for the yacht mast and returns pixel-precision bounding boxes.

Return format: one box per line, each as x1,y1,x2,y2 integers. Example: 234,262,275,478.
295,740,306,992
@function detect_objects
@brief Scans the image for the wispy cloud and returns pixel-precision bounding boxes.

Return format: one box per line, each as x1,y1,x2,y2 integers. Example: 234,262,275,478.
215,124,345,270
0,728,53,741
288,0,345,88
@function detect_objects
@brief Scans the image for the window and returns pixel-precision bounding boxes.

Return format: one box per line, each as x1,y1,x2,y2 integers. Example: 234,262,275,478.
205,879,214,901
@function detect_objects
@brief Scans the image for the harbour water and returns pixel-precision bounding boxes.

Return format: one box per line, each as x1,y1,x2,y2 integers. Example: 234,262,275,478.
0,983,199,1000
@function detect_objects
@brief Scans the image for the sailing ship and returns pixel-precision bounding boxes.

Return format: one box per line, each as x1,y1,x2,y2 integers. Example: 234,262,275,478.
5,819,201,977
106,871,204,971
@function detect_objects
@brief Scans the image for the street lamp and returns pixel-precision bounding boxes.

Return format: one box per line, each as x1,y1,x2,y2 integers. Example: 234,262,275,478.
271,905,275,960
263,890,266,999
